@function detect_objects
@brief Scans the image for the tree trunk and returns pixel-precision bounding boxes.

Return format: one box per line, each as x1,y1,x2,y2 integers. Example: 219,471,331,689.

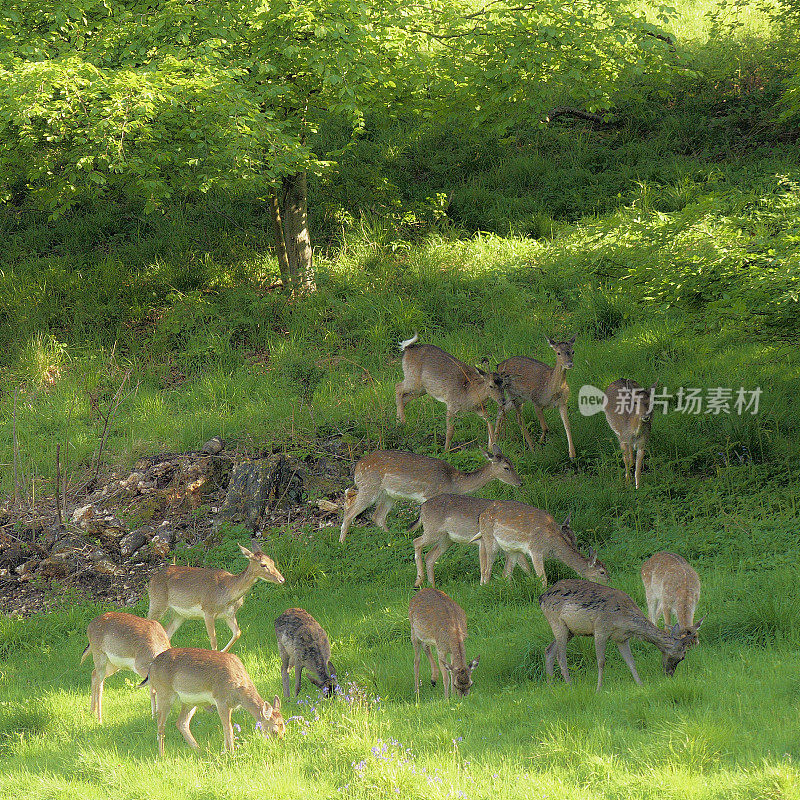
268,189,292,288
282,171,315,292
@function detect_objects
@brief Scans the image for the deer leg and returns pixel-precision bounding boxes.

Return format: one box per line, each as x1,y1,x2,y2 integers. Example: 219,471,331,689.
424,540,451,588
156,693,171,756
559,403,576,459
646,595,659,626
163,613,185,640
477,407,496,449
412,636,423,695
621,443,633,483
280,652,292,699
444,409,456,452
515,405,538,451
339,489,376,542
552,625,573,684
634,445,645,489
371,497,395,531
203,612,219,650
594,632,611,691
529,550,547,589
439,654,450,700
533,405,550,444
294,665,303,697
424,644,439,687
395,381,424,424
480,536,498,585
95,661,120,725
616,640,642,685
220,613,241,653
217,704,235,752
176,704,200,750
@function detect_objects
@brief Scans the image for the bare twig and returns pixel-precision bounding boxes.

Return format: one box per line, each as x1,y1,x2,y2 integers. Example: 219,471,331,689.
55,444,64,527
12,387,22,509
92,370,138,485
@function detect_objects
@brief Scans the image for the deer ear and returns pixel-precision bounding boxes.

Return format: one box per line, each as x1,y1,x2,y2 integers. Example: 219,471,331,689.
479,448,491,461
561,511,572,528
546,335,556,348
569,333,577,344
239,543,254,558
273,695,281,711
694,616,706,630
670,623,681,638
587,546,597,566
444,662,454,672
468,656,480,671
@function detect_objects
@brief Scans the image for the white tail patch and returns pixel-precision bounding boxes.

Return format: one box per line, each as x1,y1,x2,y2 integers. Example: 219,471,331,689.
399,333,419,351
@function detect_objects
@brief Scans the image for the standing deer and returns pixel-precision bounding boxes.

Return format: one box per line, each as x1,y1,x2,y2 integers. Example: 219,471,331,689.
275,608,336,698
410,494,529,588
147,543,285,652
539,579,702,690
81,611,171,724
395,333,508,452
470,500,609,588
604,379,656,489
141,647,285,755
409,588,479,700
495,334,577,458
339,446,521,543
641,552,703,642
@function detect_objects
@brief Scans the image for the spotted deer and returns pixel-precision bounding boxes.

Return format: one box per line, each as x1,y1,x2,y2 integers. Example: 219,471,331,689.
604,379,656,489
641,552,703,642
339,446,521,543
81,612,171,723
141,647,285,755
470,500,609,588
539,579,702,691
147,543,285,652
395,333,508,452
495,335,577,458
409,494,529,588
409,588,479,700
275,608,336,698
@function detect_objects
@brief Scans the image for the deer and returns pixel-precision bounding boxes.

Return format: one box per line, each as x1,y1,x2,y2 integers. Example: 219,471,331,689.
539,579,703,691
604,378,657,489
409,494,530,588
409,588,479,700
147,543,285,652
275,608,336,699
395,333,508,452
141,647,285,755
338,446,521,543
641,552,703,643
81,611,171,724
495,334,577,458
469,500,610,588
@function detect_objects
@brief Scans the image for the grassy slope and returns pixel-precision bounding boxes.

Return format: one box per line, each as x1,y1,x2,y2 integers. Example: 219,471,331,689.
2,1,800,797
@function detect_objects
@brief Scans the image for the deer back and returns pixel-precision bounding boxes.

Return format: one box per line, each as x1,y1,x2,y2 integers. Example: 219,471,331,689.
416,494,495,542
497,335,575,408
402,342,504,411
275,608,335,691
409,588,468,654
84,612,170,673
641,552,701,632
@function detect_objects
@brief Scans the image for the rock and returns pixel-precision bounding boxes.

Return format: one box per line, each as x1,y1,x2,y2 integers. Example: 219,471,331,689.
150,523,174,557
316,498,339,513
50,536,88,560
72,504,95,525
91,555,124,576
0,544,29,570
119,528,149,557
201,436,224,455
216,454,306,531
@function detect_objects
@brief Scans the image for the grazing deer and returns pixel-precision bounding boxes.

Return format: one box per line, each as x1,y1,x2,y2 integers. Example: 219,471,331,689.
275,608,336,698
409,588,479,700
496,335,577,458
539,579,702,691
641,552,703,642
410,494,529,588
339,446,521,543
141,647,285,755
395,333,507,452
147,543,285,652
81,612,171,724
470,501,609,588
604,379,656,489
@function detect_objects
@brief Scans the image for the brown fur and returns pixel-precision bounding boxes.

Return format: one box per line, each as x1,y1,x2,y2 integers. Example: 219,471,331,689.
641,552,702,642
604,378,656,489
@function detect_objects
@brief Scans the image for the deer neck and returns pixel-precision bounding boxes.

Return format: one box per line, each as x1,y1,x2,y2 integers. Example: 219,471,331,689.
546,360,569,400
550,537,592,576
453,463,496,494
631,616,677,654
222,562,261,604
237,686,267,721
